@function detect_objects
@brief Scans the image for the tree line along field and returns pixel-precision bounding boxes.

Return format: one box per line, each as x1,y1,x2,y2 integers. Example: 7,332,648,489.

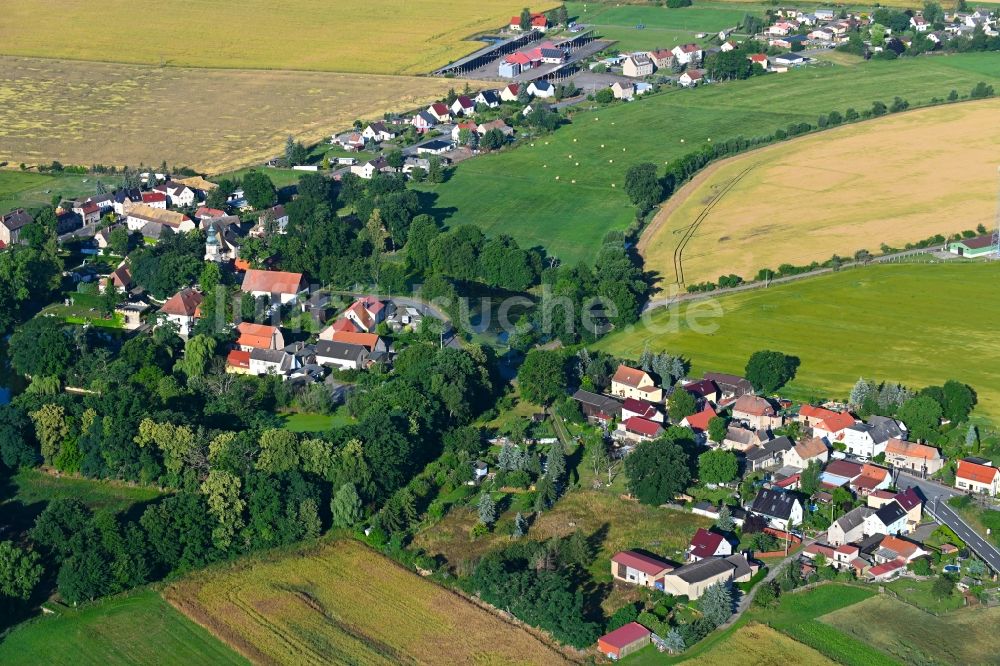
640,98,1000,286
419,53,1000,266
0,590,247,665
0,57,469,173
596,262,1000,421
164,539,569,665
0,0,555,75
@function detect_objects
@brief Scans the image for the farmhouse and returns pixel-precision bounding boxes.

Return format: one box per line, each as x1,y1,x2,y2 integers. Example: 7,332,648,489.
732,395,781,431
623,54,653,77
610,365,663,402
647,48,673,68
597,623,651,661
500,83,521,102
611,550,674,587
572,390,622,424
671,43,702,65
948,235,995,258
343,296,387,332
72,201,101,226
863,500,908,536
721,426,766,452
125,204,195,235
955,457,1000,495
361,122,396,142
884,438,943,475
681,404,717,434
841,416,907,459
618,417,664,442
475,89,501,108
798,405,857,442
159,288,202,337
658,554,755,599
241,269,304,304
323,331,386,356
0,208,33,246
236,322,284,352
687,528,732,562
611,81,634,100
527,80,555,98
315,340,370,370
783,436,828,470
703,372,753,402
750,487,802,529
476,119,513,137
678,69,705,87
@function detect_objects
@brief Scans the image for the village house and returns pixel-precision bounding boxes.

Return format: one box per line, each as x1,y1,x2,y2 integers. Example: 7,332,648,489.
841,415,907,459
410,111,438,133
72,201,101,226
314,340,370,371
947,235,996,258
851,463,892,496
597,623,650,661
611,81,635,100
248,347,301,377
955,458,1000,495
703,372,754,403
527,80,555,98
112,188,142,216
884,438,943,476
722,426,767,452
203,220,240,263
0,208,33,246
827,506,875,546
671,43,703,65
678,69,705,87
681,404,717,435
863,500,908,537
351,156,394,179
450,95,476,117
610,365,663,403
820,459,864,488
476,119,513,137
621,398,663,423
226,349,252,375
343,296,388,332
869,487,922,532
140,191,168,209
658,554,756,599
618,416,664,442
783,436,829,470
253,204,289,236
750,487,803,529
797,405,857,443
115,302,148,331
416,139,453,156
427,102,452,123
874,535,927,565
241,269,305,304
500,83,521,102
572,390,622,424
622,53,653,77
732,395,782,431
101,262,132,294
125,204,195,235
610,550,674,587
687,528,732,562
452,121,478,142
361,122,396,143
474,89,501,108
321,330,387,357
236,322,285,352
159,287,202,337
647,48,674,68
153,181,197,208
509,12,548,32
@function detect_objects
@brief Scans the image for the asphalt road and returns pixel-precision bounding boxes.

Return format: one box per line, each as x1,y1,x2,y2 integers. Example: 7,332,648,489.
899,472,1000,573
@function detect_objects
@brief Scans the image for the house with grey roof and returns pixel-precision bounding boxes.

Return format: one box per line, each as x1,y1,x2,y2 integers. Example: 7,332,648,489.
744,436,794,471
658,554,756,599
827,506,874,546
842,416,907,459
315,340,369,371
0,208,33,246
750,487,803,529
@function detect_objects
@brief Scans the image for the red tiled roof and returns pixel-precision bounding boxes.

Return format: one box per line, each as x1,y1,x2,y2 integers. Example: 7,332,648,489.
160,288,203,317
142,191,167,203
599,622,651,650
613,364,650,388
624,417,663,438
689,528,725,559
684,404,716,432
835,544,859,555
805,543,835,558
430,102,450,116
733,395,775,417
612,551,673,576
800,405,856,433
684,379,717,398
227,349,251,369
886,438,940,461
237,322,279,349
622,398,656,418
241,269,303,295
824,459,863,479
957,459,999,485
196,207,226,219
868,559,905,577
329,330,380,351
329,318,358,333
880,535,920,559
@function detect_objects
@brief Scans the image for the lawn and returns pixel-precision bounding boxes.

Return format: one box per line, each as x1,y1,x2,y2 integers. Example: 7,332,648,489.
164,539,568,665
821,595,1000,665
883,578,966,614
753,583,894,666
0,56,467,173
0,467,165,535
0,169,117,215
0,0,555,75
567,2,752,53
640,98,1000,286
419,53,1000,265
0,589,246,666
279,407,355,433
596,262,1000,421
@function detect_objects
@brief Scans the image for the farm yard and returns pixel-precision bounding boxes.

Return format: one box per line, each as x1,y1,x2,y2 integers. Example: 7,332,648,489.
640,98,1000,286
0,0,552,75
0,57,466,173
0,590,246,666
421,53,1000,265
596,262,1000,420
164,539,568,665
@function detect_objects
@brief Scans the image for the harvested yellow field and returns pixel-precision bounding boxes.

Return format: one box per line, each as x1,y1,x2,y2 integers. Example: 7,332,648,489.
682,623,834,666
0,57,467,173
165,539,569,666
0,0,554,75
641,99,1000,286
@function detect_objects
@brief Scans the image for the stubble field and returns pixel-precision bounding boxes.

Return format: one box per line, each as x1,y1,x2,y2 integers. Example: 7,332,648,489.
0,57,466,173
165,539,568,665
0,0,551,75
640,98,1000,286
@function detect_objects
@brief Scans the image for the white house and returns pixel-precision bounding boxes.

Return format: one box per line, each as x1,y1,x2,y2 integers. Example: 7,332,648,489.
361,122,396,143
955,458,1000,495
678,69,705,87
840,416,906,459
783,437,829,470
622,54,653,77
450,95,476,116
611,81,635,100
749,488,803,530
687,528,733,562
527,80,555,98
828,507,873,546
315,340,370,370
475,89,502,108
248,348,300,376
671,43,703,65
863,500,909,537
241,269,304,304
159,288,202,337
155,181,197,208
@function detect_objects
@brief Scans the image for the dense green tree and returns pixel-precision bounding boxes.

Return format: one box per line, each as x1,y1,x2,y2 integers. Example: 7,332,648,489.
9,317,72,378
0,404,37,469
707,416,728,444
517,349,566,406
331,482,363,528
623,163,663,213
698,449,738,484
745,350,797,393
669,387,697,422
897,395,943,441
625,433,693,505
0,541,43,600
242,170,277,210
699,581,734,627
705,50,753,81
800,459,822,496
940,380,976,423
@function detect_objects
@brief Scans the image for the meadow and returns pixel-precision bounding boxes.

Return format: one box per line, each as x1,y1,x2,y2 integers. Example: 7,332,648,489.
0,57,466,173
640,99,1000,285
596,262,1000,420
0,590,246,665
0,0,553,75
165,539,568,665
420,53,1000,265
0,170,114,215
821,595,1000,665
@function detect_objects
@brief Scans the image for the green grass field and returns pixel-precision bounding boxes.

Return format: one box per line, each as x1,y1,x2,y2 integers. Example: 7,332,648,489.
568,2,751,52
821,595,1000,665
420,54,1000,265
279,407,355,433
0,468,164,535
0,589,247,665
0,169,114,215
597,262,1000,420
883,578,966,614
